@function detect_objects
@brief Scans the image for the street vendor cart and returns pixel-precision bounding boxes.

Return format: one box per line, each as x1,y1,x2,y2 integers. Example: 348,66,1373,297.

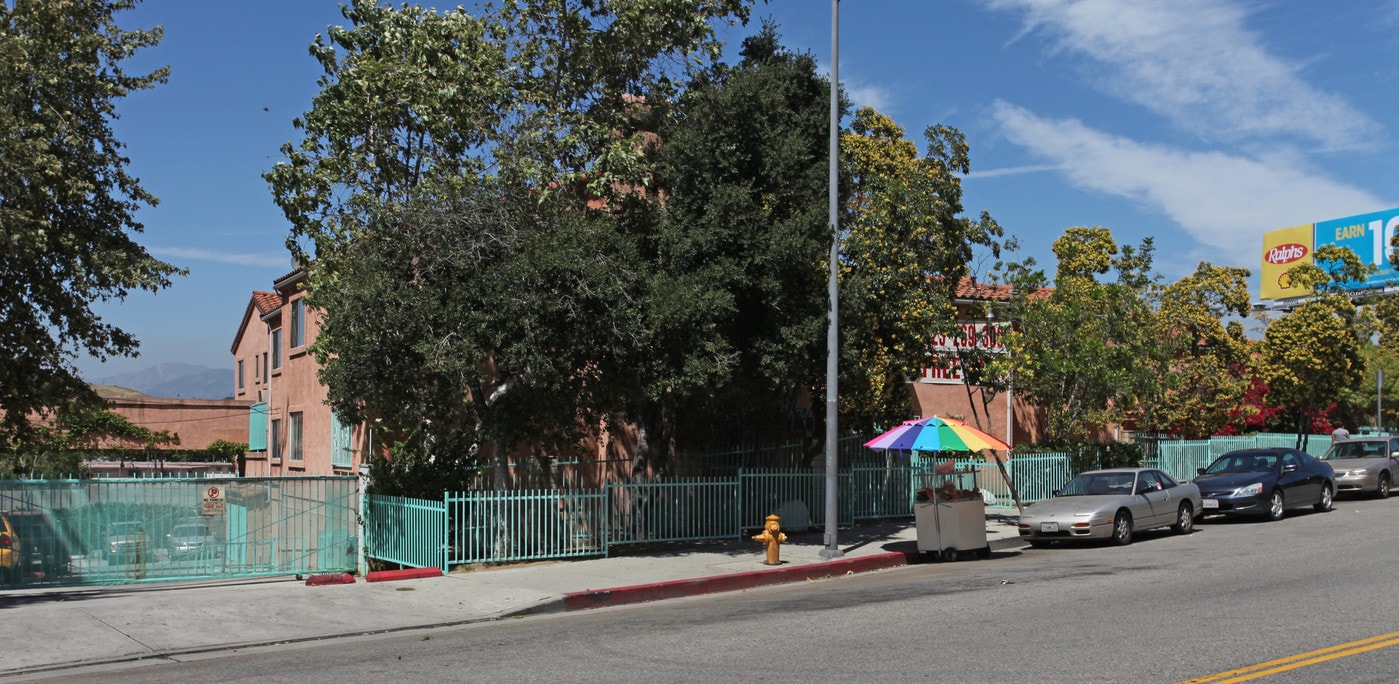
914,469,991,561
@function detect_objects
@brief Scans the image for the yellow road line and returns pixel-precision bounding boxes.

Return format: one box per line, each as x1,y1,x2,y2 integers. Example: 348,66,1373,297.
1183,630,1399,683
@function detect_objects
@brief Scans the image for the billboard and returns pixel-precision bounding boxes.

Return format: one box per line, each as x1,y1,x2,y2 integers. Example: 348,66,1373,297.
1259,207,1399,301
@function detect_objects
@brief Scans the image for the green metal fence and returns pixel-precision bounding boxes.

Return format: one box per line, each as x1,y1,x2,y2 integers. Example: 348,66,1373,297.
447,488,608,563
1,475,359,587
364,493,446,571
360,434,1338,571
369,467,937,569
607,479,739,547
1146,433,1332,482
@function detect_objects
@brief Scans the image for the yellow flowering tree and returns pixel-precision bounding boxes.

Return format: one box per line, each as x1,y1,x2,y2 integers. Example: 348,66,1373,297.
1152,262,1254,438
1261,245,1371,448
837,107,1003,434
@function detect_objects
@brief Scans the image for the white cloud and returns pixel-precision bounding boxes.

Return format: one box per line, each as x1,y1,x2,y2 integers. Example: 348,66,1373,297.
982,0,1381,150
991,101,1387,255
845,82,892,112
819,58,893,113
965,163,1060,179
153,247,289,268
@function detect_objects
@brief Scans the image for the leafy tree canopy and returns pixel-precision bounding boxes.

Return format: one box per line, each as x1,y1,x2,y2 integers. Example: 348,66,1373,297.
1151,262,1253,438
996,227,1156,443
0,0,184,447
268,0,756,490
838,106,1002,435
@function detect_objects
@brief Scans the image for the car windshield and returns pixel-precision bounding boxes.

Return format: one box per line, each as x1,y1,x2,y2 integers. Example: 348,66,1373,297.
108,522,142,535
1058,472,1136,496
1205,453,1278,474
1322,441,1387,460
172,525,209,537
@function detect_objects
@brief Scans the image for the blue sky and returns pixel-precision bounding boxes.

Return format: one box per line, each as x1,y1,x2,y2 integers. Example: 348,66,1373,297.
81,0,1399,377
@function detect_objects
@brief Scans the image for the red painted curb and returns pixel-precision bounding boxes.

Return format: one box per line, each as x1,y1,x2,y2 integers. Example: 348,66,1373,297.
562,550,920,611
366,567,443,583
305,573,356,586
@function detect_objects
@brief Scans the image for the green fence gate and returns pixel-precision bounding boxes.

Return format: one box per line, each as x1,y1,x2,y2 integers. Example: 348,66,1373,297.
0,475,359,587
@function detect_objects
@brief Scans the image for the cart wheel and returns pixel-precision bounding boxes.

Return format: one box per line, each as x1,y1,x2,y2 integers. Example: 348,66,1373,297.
939,548,958,562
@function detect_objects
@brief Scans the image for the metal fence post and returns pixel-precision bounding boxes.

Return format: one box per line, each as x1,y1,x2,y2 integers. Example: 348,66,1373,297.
603,481,612,558
441,491,450,573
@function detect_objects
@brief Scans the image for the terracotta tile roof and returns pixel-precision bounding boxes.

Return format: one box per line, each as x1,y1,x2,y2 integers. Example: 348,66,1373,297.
252,291,283,315
955,279,1014,301
952,277,1052,302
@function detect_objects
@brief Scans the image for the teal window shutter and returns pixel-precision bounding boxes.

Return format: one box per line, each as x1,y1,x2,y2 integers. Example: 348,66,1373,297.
331,414,353,469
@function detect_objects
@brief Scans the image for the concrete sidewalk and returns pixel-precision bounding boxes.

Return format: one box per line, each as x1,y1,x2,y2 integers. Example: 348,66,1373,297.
0,512,1023,679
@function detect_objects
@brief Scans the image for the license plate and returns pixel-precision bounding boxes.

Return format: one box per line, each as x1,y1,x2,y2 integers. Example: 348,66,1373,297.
1203,499,1219,509
1040,522,1059,532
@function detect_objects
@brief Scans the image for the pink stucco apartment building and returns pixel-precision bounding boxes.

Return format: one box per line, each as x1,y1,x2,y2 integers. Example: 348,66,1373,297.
231,268,370,476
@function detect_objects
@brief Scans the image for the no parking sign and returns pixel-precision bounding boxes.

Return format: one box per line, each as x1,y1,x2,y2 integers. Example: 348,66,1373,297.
201,485,225,515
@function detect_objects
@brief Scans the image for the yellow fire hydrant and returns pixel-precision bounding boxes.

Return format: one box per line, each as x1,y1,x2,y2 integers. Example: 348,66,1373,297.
752,514,787,566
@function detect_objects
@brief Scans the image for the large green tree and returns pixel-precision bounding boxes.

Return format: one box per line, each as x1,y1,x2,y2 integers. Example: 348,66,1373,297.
995,227,1157,443
267,0,754,490
628,25,834,468
0,0,183,449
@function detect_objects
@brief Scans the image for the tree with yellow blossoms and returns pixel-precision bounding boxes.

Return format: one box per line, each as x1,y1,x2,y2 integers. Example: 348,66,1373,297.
837,107,1003,436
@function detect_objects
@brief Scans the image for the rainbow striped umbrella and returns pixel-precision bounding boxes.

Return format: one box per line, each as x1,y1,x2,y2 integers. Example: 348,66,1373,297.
862,418,925,451
864,416,1010,453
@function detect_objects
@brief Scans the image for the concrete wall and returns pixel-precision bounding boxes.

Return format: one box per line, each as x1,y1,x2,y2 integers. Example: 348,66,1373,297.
101,397,254,450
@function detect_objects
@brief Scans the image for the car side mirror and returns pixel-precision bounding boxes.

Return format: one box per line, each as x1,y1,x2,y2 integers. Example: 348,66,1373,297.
1196,468,1206,475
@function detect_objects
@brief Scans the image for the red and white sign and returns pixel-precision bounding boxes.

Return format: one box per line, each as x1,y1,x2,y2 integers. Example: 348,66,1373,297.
201,485,225,516
1265,243,1308,265
927,322,1007,353
920,322,1008,385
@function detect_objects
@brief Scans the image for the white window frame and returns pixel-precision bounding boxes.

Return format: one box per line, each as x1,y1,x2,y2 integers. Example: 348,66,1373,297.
289,412,304,462
291,299,306,349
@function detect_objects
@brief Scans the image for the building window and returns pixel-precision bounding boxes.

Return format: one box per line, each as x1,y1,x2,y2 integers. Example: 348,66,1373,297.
254,354,260,381
290,412,304,462
237,360,244,390
263,352,269,377
271,418,282,461
291,299,305,349
271,329,283,369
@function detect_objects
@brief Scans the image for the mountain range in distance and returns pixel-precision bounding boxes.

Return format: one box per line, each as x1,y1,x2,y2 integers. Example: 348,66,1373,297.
86,362,234,401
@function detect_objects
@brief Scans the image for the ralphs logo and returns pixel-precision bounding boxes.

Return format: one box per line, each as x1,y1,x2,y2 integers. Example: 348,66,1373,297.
1265,243,1308,265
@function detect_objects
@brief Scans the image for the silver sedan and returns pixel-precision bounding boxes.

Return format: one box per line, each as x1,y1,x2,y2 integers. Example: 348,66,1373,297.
1018,468,1203,546
1320,437,1399,498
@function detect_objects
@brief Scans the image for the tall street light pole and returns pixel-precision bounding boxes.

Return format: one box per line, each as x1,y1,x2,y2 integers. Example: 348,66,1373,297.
820,0,843,560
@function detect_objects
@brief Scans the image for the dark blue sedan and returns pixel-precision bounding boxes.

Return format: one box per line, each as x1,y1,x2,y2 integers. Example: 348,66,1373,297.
1194,448,1335,520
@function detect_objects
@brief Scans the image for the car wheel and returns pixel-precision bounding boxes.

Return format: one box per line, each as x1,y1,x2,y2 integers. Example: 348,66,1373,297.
1315,484,1334,512
1111,511,1133,545
1266,490,1285,521
1376,474,1391,500
1171,502,1194,534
